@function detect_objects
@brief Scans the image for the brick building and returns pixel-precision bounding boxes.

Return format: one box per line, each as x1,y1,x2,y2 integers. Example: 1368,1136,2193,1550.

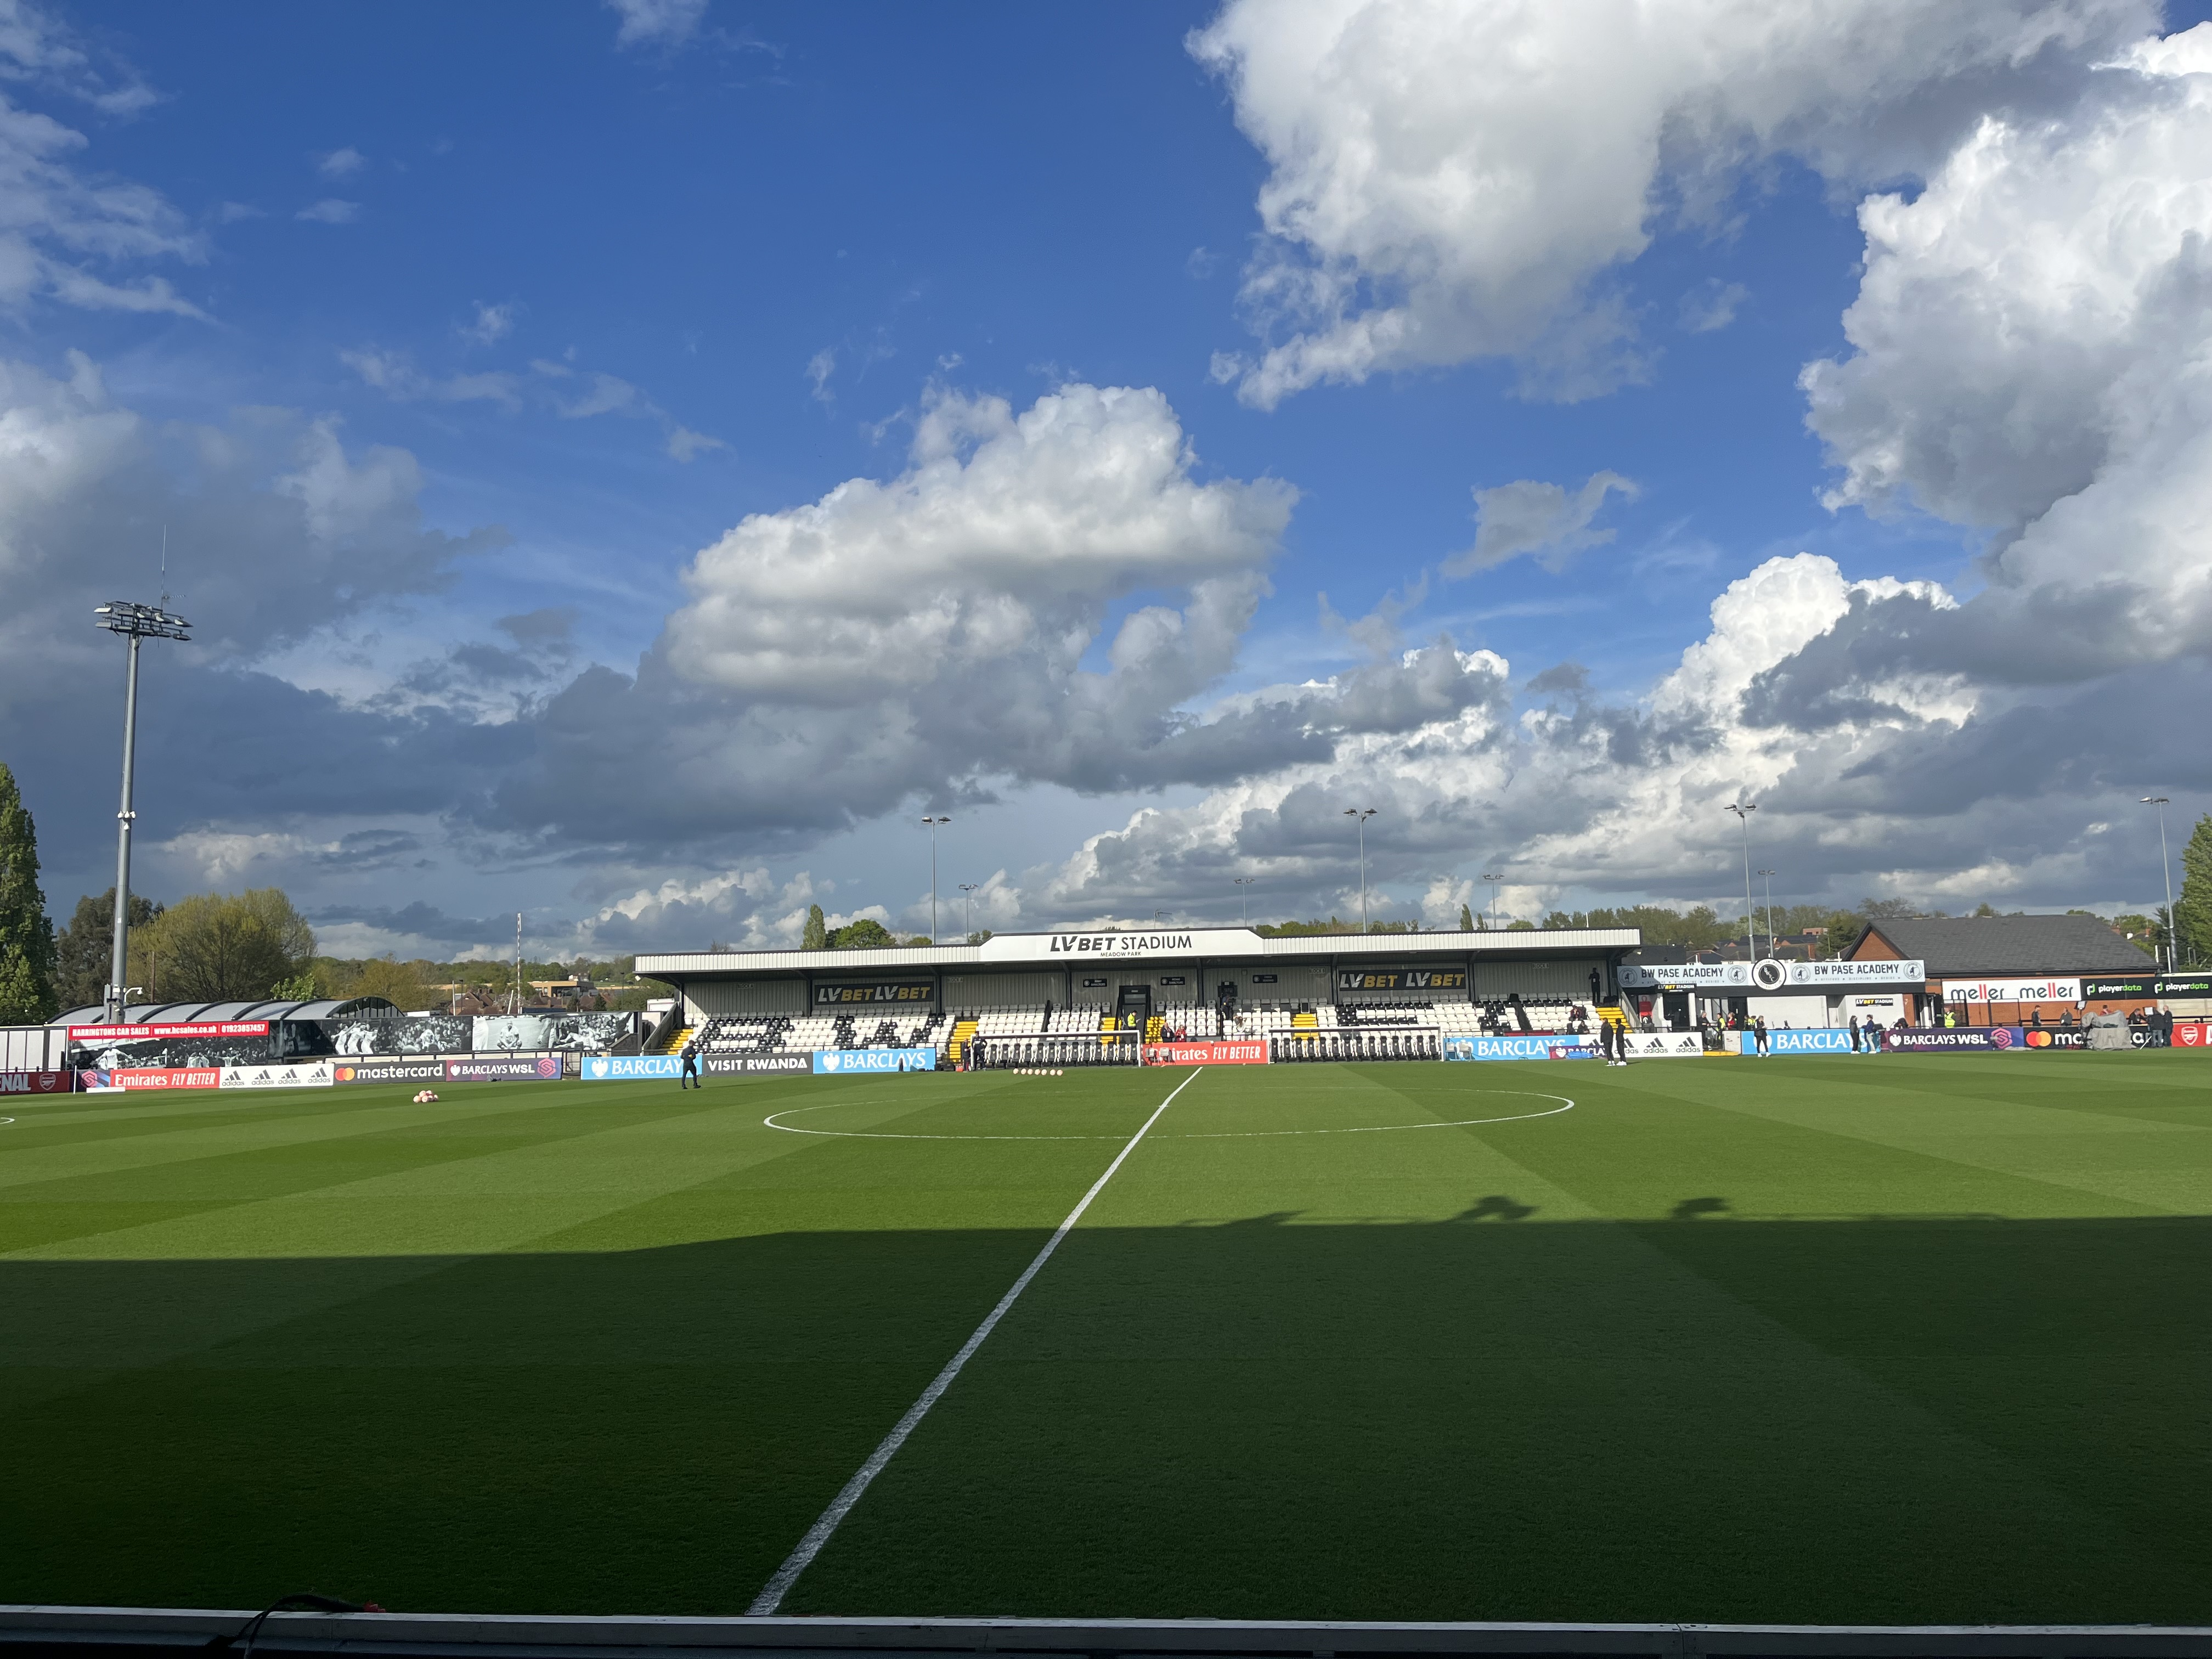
1845,915,2158,1025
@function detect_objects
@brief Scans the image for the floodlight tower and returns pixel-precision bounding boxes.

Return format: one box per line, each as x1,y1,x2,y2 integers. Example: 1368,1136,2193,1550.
1725,803,1758,961
93,601,192,1025
1482,871,1504,929
921,816,951,944
1234,875,1256,924
2142,797,2176,971
1757,869,1778,956
1344,809,1378,933
958,882,979,939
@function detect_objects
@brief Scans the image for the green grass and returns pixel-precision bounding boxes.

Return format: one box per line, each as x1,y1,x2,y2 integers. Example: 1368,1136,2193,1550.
1,1053,2207,1622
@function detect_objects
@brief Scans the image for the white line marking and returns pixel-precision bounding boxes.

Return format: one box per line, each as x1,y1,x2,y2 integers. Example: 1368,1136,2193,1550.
746,1067,1202,1615
760,1088,1573,1142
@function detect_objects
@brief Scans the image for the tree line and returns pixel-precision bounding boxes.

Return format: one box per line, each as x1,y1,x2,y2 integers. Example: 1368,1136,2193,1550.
5,759,2212,1022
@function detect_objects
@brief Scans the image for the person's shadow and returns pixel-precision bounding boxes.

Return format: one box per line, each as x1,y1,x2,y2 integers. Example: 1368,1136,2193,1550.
1669,1196,1731,1221
1455,1194,1537,1222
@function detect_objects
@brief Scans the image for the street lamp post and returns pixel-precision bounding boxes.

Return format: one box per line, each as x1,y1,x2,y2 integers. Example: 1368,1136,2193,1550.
1234,876,1256,924
93,601,191,1025
1481,871,1504,929
958,882,979,940
920,816,951,944
1344,809,1378,932
1757,869,1777,958
1726,802,1758,964
2143,797,2176,971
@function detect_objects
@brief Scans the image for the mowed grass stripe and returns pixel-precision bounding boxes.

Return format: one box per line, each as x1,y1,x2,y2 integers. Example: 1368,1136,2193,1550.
787,1062,2209,1623
0,1072,1164,1613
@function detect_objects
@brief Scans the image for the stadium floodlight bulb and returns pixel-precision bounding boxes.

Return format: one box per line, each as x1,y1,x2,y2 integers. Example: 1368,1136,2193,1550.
1725,803,1758,963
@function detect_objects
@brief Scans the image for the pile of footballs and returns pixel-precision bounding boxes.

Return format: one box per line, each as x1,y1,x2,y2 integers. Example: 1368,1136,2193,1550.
413,1089,440,1103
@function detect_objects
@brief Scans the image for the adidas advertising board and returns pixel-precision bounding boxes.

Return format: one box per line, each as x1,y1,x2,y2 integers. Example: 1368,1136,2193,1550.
1621,1031,1705,1058
704,1052,813,1076
219,1060,336,1090
813,1047,938,1074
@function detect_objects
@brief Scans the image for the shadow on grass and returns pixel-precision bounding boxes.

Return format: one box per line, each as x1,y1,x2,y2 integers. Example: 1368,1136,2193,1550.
2,1213,2205,1624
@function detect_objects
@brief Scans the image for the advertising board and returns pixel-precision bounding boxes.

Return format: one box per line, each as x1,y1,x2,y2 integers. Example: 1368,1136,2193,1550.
704,1052,814,1076
1443,1035,1598,1062
2080,974,2160,999
2159,972,2212,998
812,1047,938,1074
332,1057,447,1085
219,1061,335,1090
1144,1040,1268,1065
1337,968,1469,993
2176,1023,2208,1047
581,1054,686,1081
1618,960,1925,990
1742,1029,1863,1056
82,1067,221,1092
66,1021,270,1041
2022,1028,2085,1049
814,983,935,1006
1880,1027,2022,1052
1621,1031,1705,1059
445,1054,562,1082
1943,978,2080,1006
1,1070,75,1093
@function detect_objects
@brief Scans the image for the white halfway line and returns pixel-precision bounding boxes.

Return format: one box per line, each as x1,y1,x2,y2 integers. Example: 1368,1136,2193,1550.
746,1066,1202,1615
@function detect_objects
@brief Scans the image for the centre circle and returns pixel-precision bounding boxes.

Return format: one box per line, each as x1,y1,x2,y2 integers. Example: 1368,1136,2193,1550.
761,1088,1574,1141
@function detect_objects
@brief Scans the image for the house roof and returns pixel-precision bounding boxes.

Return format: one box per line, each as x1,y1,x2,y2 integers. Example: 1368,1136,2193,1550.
1852,915,2154,977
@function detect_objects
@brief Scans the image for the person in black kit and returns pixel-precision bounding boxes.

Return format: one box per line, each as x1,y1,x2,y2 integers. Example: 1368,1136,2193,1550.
679,1037,701,1089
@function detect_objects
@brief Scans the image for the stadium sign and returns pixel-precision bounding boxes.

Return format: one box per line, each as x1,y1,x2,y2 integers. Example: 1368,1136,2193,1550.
1620,959,1923,990
2080,974,2159,998
334,1058,445,1085
1881,1027,2021,1052
704,1052,813,1076
1037,930,1199,956
1942,977,2080,1005
81,1066,221,1092
1337,968,1469,992
67,1020,271,1040
0,1070,75,1093
1744,1030,1865,1056
814,1047,937,1074
446,1054,562,1082
219,1061,335,1090
1443,1035,1598,1062
815,982,934,1005
1144,1040,1268,1065
582,1055,686,1080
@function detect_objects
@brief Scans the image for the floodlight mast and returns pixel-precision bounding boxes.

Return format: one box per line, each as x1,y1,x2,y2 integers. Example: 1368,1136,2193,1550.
2142,797,2175,971
93,602,191,1026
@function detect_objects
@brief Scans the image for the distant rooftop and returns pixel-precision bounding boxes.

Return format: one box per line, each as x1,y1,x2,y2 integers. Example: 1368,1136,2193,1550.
1850,915,2154,977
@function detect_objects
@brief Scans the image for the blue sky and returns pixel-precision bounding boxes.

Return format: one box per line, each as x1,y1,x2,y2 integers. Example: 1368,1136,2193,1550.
4,0,2208,958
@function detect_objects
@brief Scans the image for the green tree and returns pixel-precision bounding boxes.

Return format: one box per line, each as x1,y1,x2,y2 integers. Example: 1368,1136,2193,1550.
967,929,994,945
343,956,428,1010
802,904,827,950
52,888,163,1010
1458,902,1474,932
138,888,316,1000
1505,918,1537,932
0,762,57,1022
828,917,896,950
2178,813,2212,966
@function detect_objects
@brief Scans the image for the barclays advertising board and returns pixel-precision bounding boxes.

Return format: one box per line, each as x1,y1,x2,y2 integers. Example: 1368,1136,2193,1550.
582,1054,686,1081
814,1047,938,1074
1443,1035,1598,1062
1752,1030,1863,1056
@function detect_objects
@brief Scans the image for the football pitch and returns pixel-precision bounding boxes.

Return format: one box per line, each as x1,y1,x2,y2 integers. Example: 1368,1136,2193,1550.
2,1053,2206,1624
